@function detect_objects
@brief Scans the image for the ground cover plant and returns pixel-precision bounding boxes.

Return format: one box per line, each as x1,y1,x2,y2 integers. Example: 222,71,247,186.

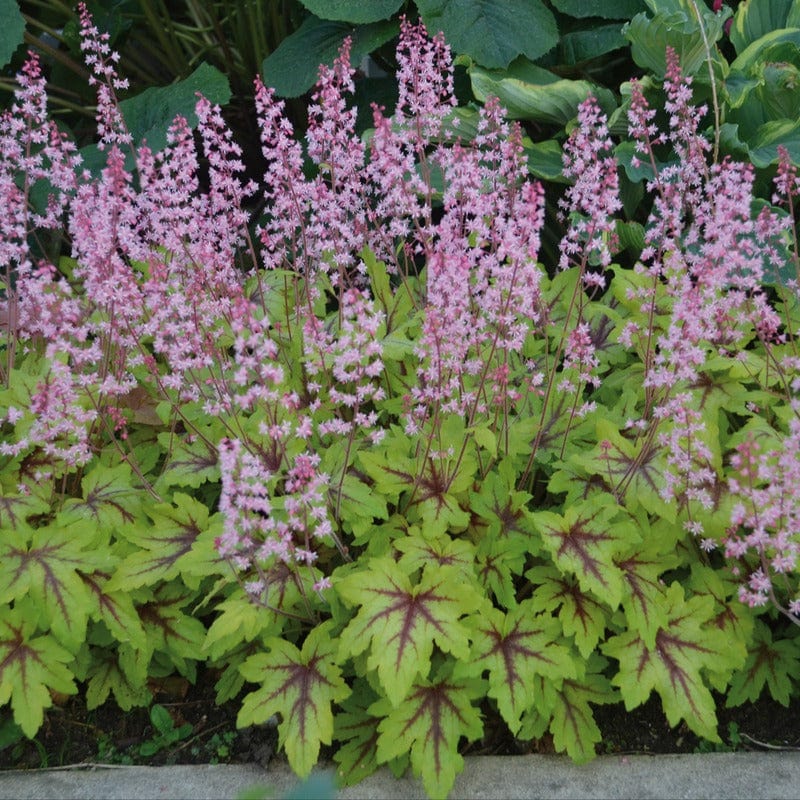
1,3,800,799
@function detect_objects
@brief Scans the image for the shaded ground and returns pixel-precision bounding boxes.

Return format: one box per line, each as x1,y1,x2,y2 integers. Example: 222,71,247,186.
2,665,799,770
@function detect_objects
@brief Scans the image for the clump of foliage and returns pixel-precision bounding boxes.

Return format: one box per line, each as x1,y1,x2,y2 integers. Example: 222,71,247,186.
1,4,800,799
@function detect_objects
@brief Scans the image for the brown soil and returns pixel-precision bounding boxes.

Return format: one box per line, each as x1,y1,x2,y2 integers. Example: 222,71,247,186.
2,666,799,770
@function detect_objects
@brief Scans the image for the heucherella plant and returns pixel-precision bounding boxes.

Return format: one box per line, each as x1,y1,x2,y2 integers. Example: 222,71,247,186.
1,5,800,798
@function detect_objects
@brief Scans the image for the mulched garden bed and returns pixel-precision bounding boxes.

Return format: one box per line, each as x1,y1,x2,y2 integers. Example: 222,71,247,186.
2,664,798,770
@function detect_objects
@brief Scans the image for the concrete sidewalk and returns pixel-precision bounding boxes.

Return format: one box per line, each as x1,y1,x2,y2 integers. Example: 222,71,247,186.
1,752,799,799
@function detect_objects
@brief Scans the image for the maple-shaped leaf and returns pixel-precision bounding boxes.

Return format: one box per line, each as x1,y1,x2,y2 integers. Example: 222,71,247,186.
602,582,740,742
330,472,389,538
474,534,530,610
371,662,484,800
527,563,609,658
582,418,676,520
0,480,49,530
58,462,142,533
726,620,800,707
549,656,617,763
688,565,752,691
0,599,77,737
395,533,476,583
0,524,112,648
469,458,538,542
333,678,388,787
81,571,147,650
108,493,224,591
458,599,576,735
203,589,288,661
532,497,633,609
238,621,350,778
155,427,221,489
614,535,679,650
336,558,479,706
85,650,152,711
137,584,207,677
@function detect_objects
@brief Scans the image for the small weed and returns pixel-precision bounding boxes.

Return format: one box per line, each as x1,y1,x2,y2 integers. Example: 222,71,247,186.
695,722,742,753
138,704,194,758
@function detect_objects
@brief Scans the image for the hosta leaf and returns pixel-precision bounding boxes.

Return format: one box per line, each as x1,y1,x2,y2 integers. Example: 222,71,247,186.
336,558,479,706
726,620,800,707
602,583,738,742
460,600,576,735
108,493,224,591
533,498,633,609
0,600,77,737
729,0,798,54
470,61,616,126
372,663,484,800
238,621,350,778
527,564,609,658
416,0,559,68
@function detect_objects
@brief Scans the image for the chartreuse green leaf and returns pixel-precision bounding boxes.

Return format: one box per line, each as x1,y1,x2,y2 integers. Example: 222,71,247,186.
107,493,224,591
81,572,147,650
333,678,391,787
549,656,617,763
0,479,49,530
688,566,752,692
532,497,633,610
84,645,151,711
0,523,112,648
726,620,800,707
527,564,609,658
581,418,675,521
155,427,221,490
395,534,475,582
417,0,558,68
238,621,350,778
614,538,677,650
58,462,142,535
336,558,479,707
137,584,207,679
0,599,77,737
458,600,576,736
371,661,484,800
603,583,740,742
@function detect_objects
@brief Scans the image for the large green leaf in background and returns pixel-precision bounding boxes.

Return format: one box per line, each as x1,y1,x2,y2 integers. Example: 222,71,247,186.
624,0,731,77
298,0,404,23
550,0,647,18
262,16,398,97
0,0,24,68
728,0,800,55
416,0,559,69
470,59,616,125
120,62,231,152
